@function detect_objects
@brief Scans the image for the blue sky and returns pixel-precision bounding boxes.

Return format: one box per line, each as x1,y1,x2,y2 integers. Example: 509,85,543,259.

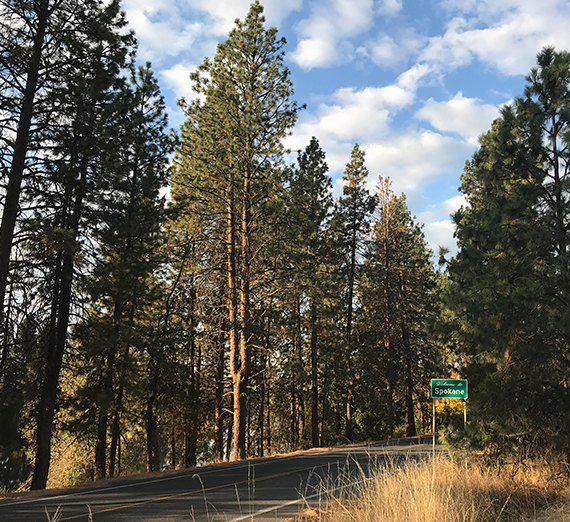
121,0,570,255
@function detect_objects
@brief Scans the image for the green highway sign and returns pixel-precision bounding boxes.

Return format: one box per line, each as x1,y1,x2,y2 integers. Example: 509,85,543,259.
431,379,468,399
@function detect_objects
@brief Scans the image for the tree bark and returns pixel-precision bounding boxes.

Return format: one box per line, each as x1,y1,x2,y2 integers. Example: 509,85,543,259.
185,299,200,468
0,2,48,382
31,158,87,490
214,319,226,463
402,320,416,437
232,166,251,461
310,300,320,447
147,358,161,472
345,222,357,444
94,301,123,480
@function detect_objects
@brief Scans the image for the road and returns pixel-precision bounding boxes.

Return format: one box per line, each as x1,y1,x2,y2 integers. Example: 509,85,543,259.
0,437,437,522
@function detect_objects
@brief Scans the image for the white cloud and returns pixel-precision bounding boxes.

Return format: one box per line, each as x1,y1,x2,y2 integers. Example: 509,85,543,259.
419,195,466,224
365,29,426,68
423,220,458,255
395,63,434,92
368,34,400,67
418,196,467,255
123,0,301,63
378,0,403,16
122,0,204,61
187,0,303,36
285,84,416,165
159,63,200,103
291,0,375,69
415,1,570,78
363,130,473,194
415,93,500,144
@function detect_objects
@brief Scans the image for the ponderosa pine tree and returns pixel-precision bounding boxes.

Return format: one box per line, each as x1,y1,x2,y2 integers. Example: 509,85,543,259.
0,0,87,382
71,63,172,480
334,144,377,443
360,177,438,438
174,1,300,460
449,46,570,458
289,137,333,447
28,0,136,490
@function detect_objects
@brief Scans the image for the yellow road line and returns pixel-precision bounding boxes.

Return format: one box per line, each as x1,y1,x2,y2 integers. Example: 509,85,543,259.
45,445,432,521
55,465,318,521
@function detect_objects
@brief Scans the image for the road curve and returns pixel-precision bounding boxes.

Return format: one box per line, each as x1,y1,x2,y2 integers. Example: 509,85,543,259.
0,437,437,522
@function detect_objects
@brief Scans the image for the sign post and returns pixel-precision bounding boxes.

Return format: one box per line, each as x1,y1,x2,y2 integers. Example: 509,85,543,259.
430,379,468,457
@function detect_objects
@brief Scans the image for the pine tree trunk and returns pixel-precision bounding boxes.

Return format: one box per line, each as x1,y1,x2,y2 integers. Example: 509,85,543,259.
225,411,233,461
147,358,161,472
266,378,271,455
109,407,121,477
0,283,14,381
31,159,87,490
233,167,251,461
258,374,265,457
310,300,320,447
345,227,357,444
384,229,394,439
0,3,48,348
402,322,416,437
227,170,241,462
257,348,267,457
290,370,297,448
109,340,131,477
295,298,305,443
214,322,225,463
94,301,123,480
185,317,200,468
170,418,176,470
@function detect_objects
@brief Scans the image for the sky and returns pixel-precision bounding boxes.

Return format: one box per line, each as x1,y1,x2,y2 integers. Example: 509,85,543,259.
120,0,570,256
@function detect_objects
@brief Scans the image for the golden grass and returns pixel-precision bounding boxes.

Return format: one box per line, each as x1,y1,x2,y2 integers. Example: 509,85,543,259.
306,456,570,522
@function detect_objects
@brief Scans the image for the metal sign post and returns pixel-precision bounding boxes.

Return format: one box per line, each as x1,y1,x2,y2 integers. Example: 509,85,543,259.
430,378,469,457
432,398,436,457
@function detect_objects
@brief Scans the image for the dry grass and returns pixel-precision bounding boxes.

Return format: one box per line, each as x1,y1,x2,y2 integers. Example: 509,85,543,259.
304,455,570,522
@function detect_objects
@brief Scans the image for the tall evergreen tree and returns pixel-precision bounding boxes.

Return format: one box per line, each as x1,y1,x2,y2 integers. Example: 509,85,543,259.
334,144,377,443
173,1,300,460
360,177,438,438
72,63,172,480
289,137,333,447
449,46,570,457
0,0,83,381
27,0,136,489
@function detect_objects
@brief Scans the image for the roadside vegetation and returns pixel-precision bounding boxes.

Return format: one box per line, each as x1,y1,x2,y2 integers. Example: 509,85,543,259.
293,456,570,522
2,0,570,501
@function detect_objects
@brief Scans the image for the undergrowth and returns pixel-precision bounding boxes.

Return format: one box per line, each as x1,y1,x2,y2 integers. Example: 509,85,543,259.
297,455,570,522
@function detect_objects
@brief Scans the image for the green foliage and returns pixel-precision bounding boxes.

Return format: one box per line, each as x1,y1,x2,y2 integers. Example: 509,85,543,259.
448,47,570,462
358,178,442,439
0,0,459,490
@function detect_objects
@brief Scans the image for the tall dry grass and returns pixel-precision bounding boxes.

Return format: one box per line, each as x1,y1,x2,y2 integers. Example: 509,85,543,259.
307,455,569,522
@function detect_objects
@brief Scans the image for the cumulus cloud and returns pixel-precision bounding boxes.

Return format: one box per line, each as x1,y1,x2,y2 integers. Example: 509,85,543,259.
423,220,458,255
159,63,200,103
415,93,500,144
419,196,467,255
122,0,204,61
378,0,403,16
419,195,466,224
415,0,570,78
362,29,426,69
363,131,473,194
123,0,300,63
291,0,375,69
285,84,416,169
187,0,303,36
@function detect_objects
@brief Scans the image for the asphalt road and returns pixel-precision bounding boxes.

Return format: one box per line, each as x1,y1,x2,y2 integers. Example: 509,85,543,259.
0,437,438,522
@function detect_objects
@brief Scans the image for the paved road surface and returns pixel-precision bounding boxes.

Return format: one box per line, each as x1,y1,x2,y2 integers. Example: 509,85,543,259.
0,437,438,522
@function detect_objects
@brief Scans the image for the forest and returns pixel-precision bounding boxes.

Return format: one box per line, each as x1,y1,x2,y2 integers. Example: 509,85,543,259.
1,0,569,492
